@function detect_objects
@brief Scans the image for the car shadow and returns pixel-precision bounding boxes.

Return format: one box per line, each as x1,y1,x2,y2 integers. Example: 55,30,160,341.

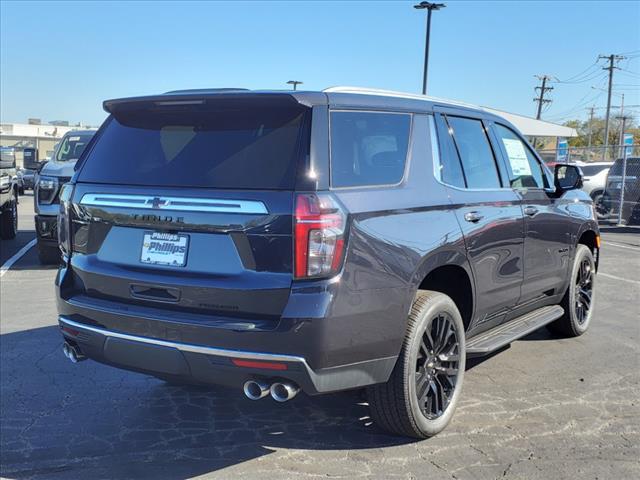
0,230,36,264
0,326,413,479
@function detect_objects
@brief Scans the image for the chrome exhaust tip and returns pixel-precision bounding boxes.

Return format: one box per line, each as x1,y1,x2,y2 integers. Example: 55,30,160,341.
63,342,86,363
243,380,270,400
270,381,300,402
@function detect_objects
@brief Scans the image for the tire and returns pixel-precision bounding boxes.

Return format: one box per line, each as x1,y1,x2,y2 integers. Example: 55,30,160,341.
367,290,466,439
592,192,608,220
0,194,18,239
37,240,60,265
548,244,596,337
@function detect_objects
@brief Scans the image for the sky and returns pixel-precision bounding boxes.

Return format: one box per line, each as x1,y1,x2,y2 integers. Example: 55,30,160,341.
1,0,639,127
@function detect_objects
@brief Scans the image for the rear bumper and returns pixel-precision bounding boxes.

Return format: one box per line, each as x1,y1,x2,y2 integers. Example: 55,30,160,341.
56,261,404,394
58,315,395,395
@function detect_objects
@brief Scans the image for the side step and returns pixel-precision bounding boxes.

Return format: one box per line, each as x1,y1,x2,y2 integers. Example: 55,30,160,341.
466,305,564,356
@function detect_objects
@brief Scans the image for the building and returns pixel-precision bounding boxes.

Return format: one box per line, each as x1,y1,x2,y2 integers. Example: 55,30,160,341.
0,122,95,167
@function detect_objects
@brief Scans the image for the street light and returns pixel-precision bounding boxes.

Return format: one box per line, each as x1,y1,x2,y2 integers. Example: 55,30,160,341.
414,1,446,95
287,80,303,91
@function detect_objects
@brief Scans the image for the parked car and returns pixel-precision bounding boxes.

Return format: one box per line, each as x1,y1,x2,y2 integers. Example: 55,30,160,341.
57,87,599,439
19,167,36,191
34,130,96,263
0,147,19,239
575,161,613,219
603,156,640,225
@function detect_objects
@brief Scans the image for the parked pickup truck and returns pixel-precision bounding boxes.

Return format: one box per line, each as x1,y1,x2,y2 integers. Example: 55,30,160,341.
0,147,19,239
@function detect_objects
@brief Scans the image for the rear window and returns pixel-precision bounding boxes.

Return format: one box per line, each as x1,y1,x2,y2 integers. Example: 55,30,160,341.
609,158,640,176
330,111,411,188
78,102,309,189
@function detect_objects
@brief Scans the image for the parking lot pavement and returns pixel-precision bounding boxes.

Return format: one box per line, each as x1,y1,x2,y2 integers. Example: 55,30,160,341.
1,201,639,480
0,193,36,265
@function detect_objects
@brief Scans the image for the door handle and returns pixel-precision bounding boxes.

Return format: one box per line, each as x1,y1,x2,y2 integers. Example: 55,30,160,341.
464,211,484,223
524,206,539,216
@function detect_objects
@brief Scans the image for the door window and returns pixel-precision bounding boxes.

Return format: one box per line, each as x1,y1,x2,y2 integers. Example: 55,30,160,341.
446,116,502,189
494,124,548,189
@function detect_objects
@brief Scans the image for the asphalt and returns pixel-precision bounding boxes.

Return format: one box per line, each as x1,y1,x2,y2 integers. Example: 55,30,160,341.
1,196,639,480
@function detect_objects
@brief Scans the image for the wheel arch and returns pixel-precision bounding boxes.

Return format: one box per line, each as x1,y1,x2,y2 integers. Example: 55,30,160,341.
411,248,475,332
576,225,600,270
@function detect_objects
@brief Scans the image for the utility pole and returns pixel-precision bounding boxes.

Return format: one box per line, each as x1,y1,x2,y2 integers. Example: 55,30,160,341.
587,106,595,149
531,75,553,149
599,54,625,159
414,2,446,95
286,80,303,91
534,75,554,120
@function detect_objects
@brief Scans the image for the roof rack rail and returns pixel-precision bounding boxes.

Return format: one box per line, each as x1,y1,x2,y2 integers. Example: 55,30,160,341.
163,88,250,95
323,86,477,109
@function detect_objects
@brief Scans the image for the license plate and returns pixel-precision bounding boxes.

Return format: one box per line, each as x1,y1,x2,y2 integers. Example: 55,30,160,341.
140,232,189,267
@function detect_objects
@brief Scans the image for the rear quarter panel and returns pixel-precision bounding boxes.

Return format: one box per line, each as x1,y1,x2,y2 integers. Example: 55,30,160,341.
323,114,472,365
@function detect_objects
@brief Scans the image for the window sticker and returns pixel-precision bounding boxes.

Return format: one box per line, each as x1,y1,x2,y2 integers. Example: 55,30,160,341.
68,136,81,142
502,138,532,176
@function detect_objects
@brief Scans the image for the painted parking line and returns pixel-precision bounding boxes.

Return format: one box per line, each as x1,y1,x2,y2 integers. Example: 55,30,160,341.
603,241,640,252
0,238,36,278
598,272,640,286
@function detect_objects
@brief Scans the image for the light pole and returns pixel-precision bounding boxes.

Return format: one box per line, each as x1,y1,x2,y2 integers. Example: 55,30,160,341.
414,2,446,95
287,80,303,91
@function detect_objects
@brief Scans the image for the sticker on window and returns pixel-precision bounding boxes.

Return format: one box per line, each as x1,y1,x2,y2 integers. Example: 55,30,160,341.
502,138,532,176
68,136,81,142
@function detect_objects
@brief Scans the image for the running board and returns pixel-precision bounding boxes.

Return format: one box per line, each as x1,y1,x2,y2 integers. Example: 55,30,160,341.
466,305,565,356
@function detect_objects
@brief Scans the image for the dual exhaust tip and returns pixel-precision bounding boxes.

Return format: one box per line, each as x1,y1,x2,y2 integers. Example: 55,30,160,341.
243,379,299,402
62,342,86,363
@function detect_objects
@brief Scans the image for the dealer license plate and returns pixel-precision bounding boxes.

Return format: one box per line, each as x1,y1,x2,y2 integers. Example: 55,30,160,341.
140,232,189,267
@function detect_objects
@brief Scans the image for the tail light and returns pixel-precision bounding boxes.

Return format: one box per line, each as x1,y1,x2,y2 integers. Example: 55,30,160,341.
294,193,347,279
57,183,73,257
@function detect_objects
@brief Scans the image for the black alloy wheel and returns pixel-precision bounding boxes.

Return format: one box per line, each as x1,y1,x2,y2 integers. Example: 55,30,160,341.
574,257,594,325
415,312,460,419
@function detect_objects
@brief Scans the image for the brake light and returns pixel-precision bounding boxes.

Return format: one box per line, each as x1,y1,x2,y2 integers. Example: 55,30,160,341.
294,193,347,279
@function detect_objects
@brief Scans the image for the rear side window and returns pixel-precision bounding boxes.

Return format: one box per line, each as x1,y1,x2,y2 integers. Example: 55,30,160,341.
494,124,548,189
330,111,411,188
446,116,501,189
78,102,310,189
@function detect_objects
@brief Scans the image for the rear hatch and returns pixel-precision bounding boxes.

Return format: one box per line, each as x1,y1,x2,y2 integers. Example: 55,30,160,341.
65,94,311,321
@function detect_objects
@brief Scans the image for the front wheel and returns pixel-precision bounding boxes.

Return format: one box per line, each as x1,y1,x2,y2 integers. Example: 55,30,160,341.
0,195,18,239
368,290,465,438
548,244,596,337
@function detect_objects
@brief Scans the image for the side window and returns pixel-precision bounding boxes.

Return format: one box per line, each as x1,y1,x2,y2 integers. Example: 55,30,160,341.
330,111,411,188
494,124,548,189
446,116,501,189
433,114,465,188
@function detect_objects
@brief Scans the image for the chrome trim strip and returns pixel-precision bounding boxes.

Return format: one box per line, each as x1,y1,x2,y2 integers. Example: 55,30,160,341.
59,316,309,366
79,193,268,214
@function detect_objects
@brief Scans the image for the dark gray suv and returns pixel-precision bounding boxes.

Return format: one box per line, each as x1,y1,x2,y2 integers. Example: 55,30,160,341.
56,87,599,438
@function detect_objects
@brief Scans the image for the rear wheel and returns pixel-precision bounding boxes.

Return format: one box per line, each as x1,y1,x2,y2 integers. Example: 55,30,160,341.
367,290,465,438
37,240,60,264
548,245,596,337
0,194,18,239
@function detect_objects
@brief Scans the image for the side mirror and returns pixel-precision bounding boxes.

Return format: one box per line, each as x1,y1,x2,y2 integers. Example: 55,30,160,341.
554,164,583,193
36,160,48,172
